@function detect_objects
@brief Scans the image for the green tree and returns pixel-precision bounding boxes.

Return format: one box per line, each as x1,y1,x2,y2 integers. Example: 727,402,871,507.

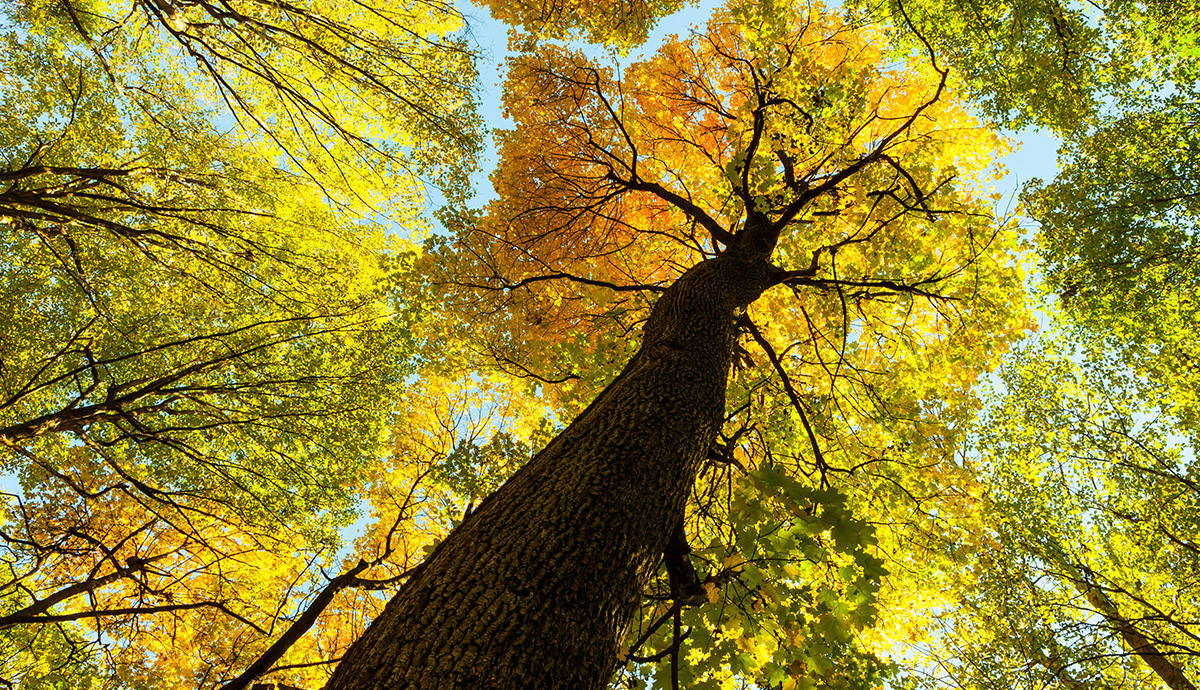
854,0,1200,132
0,0,481,681
1022,97,1200,427
901,342,1200,690
837,0,1200,685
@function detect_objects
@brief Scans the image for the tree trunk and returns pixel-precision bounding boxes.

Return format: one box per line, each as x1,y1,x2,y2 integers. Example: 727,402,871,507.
1049,542,1198,690
1074,574,1197,690
323,251,773,690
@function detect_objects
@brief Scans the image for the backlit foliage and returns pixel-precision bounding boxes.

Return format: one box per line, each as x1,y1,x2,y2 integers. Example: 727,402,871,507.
434,0,1033,686
0,0,483,681
7,0,1195,681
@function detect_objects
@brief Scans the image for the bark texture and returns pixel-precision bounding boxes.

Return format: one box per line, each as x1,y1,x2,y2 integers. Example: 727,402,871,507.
323,250,773,690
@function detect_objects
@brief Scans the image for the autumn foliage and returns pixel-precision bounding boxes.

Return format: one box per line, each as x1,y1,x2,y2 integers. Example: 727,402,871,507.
4,0,1199,685
417,0,1033,684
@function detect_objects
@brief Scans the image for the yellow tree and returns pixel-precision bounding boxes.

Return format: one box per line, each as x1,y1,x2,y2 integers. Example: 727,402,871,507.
326,1,1031,687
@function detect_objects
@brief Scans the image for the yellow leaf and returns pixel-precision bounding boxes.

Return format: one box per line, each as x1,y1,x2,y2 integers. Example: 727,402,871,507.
722,553,748,571
704,581,722,603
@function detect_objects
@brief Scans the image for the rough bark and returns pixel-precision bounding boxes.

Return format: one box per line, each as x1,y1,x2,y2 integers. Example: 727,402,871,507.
323,248,774,690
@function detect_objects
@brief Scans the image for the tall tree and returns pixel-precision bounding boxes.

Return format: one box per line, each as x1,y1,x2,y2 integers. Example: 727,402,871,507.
326,1,1030,687
897,342,1200,690
438,0,1200,685
0,0,481,681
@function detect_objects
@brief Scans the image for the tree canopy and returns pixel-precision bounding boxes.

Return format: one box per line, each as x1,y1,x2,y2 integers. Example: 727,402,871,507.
0,0,481,682
2,0,1199,686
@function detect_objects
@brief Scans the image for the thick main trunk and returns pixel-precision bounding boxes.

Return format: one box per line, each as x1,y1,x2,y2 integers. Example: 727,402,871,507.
324,254,772,690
